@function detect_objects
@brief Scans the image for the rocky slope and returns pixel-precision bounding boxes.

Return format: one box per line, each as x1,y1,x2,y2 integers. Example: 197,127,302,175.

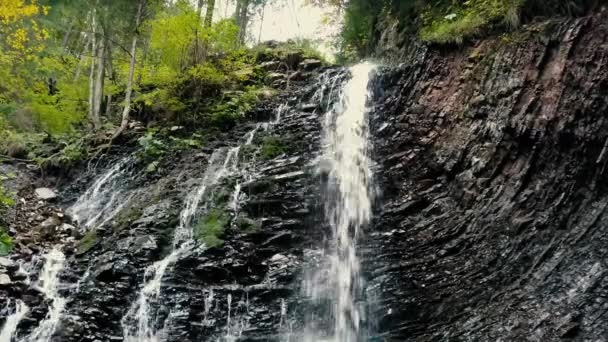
1,55,339,341
367,11,608,341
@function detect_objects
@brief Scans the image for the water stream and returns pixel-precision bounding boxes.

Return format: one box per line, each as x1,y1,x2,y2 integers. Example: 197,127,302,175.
20,248,67,342
68,158,133,231
122,147,241,342
0,300,29,342
304,62,376,342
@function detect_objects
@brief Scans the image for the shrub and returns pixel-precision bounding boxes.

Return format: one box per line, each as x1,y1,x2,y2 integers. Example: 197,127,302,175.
419,0,523,44
0,228,12,256
194,208,229,248
260,135,286,160
234,215,260,233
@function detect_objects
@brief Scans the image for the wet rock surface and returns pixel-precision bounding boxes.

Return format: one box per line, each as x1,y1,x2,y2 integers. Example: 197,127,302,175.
367,12,608,341
0,57,335,341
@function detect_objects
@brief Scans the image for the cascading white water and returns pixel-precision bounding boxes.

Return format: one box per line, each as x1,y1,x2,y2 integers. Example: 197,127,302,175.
0,299,30,341
69,158,132,230
122,148,241,342
21,248,67,342
304,62,376,342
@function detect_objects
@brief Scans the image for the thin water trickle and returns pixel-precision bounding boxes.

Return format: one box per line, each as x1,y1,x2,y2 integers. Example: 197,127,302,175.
0,299,30,342
69,158,132,230
122,148,241,342
304,63,376,342
22,248,67,342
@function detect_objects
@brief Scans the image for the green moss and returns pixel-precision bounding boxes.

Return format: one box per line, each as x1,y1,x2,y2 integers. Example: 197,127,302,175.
234,215,260,234
209,86,262,130
253,39,327,64
113,206,143,232
0,228,12,256
260,135,286,160
239,144,257,163
76,230,98,255
194,209,229,248
419,0,523,44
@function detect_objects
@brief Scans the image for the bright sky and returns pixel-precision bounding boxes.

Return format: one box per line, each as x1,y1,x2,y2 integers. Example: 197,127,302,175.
215,0,340,57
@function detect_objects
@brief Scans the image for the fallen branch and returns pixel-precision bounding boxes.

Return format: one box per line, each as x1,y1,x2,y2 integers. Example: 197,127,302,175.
0,154,36,163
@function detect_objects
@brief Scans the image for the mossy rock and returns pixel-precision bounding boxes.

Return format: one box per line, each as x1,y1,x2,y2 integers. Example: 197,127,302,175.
234,215,261,234
76,230,98,255
260,135,286,160
0,227,12,256
213,186,233,207
195,209,229,248
239,144,258,163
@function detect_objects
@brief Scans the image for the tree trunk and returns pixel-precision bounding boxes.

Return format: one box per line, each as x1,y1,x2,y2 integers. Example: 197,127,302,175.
113,0,145,140
136,36,149,86
193,0,205,64
234,0,242,21
258,3,266,44
62,21,74,52
74,35,91,81
237,0,250,45
92,36,105,129
196,0,205,18
205,0,216,27
88,13,98,129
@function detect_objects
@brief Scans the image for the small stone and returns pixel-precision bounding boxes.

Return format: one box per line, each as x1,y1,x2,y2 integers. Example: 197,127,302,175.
0,273,11,285
267,72,286,82
0,257,15,268
35,188,57,200
270,254,288,262
60,223,76,231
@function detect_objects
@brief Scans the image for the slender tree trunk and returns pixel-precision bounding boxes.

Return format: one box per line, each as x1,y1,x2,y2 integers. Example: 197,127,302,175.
92,36,105,129
62,21,74,52
136,36,149,86
113,0,145,139
193,0,205,65
257,3,265,44
74,35,91,81
196,0,205,18
88,13,98,129
105,39,114,117
237,0,250,45
205,0,216,27
234,0,242,21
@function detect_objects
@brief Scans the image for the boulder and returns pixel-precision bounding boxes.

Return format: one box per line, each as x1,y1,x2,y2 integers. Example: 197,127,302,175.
299,59,322,71
259,61,281,71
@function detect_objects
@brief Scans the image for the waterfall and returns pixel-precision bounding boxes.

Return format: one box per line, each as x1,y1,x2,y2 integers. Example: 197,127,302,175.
20,248,67,342
122,148,240,342
68,157,133,231
0,300,29,341
304,62,376,342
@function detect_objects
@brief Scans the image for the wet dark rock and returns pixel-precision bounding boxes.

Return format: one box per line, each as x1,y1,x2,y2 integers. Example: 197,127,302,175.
366,12,608,341
299,59,322,71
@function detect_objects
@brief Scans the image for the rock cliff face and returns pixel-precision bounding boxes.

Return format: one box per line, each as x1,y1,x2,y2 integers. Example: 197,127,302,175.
368,12,608,341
